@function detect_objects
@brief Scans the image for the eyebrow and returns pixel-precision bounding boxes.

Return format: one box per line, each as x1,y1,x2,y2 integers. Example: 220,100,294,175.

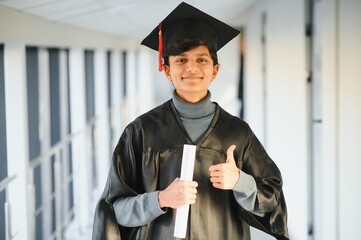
176,53,211,57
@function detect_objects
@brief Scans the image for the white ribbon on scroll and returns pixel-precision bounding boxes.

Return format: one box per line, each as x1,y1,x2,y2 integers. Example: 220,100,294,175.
173,144,197,238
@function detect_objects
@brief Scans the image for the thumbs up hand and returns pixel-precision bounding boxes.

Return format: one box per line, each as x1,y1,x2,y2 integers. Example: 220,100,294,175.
209,145,240,190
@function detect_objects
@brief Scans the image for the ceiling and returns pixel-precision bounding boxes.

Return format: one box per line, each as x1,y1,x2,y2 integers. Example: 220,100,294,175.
0,0,258,42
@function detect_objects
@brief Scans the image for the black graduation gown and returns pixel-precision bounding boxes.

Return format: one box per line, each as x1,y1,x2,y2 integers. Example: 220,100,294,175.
92,100,289,240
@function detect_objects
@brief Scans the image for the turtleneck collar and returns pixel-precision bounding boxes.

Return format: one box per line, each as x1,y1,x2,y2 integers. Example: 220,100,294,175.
172,90,215,119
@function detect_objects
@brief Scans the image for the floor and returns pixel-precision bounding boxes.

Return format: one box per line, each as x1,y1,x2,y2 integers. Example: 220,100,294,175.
65,224,275,240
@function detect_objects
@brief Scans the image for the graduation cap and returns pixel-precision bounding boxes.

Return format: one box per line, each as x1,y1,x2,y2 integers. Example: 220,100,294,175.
141,2,240,71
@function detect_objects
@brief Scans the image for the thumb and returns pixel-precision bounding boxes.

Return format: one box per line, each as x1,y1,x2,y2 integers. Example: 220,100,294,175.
226,145,236,164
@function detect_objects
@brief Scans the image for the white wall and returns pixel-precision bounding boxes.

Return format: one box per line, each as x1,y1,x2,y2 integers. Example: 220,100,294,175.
4,43,31,240
317,0,361,239
243,1,308,239
243,4,266,143
242,0,361,239
94,49,111,194
320,1,339,239
266,1,308,239
68,47,90,233
336,0,361,239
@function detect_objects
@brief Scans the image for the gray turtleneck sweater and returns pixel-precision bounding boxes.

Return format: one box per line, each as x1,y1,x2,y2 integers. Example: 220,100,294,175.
113,91,261,227
172,91,216,143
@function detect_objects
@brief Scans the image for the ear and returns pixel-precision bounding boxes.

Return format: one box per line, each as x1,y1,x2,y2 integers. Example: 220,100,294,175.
163,65,172,81
212,64,220,80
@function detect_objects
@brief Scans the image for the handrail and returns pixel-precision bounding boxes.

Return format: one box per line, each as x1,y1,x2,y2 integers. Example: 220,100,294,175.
0,174,17,240
29,116,98,169
26,116,98,240
0,175,16,192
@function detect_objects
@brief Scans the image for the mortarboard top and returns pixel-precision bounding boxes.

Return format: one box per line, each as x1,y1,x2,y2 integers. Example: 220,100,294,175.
141,2,240,71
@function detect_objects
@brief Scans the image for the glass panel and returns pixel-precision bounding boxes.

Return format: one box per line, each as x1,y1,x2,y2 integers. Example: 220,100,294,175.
0,43,7,240
26,47,41,161
0,191,5,240
49,49,61,146
0,44,7,180
85,50,95,121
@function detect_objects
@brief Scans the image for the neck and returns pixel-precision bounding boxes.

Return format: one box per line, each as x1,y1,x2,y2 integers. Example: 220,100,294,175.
172,90,214,118
175,90,208,103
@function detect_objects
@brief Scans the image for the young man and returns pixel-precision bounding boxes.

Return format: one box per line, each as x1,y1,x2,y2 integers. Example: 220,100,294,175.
92,2,288,240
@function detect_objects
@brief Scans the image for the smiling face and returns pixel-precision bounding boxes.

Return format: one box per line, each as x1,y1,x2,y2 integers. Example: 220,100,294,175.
164,45,219,103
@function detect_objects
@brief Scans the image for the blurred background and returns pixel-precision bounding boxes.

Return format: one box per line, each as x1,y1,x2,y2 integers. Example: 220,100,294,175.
0,0,360,239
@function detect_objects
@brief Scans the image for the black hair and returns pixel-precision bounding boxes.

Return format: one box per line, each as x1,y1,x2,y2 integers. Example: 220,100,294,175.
162,38,218,66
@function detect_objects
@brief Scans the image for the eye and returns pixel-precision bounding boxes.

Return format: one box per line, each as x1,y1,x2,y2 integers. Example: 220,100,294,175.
175,58,187,64
198,57,209,63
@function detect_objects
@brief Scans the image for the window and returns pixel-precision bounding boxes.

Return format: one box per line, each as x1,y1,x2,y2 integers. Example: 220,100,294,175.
0,43,8,240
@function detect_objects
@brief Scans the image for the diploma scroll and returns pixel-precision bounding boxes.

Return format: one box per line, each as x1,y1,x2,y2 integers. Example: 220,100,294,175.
173,144,197,238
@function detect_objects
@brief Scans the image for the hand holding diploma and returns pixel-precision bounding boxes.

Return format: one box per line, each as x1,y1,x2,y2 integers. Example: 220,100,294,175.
158,178,198,209
174,145,197,238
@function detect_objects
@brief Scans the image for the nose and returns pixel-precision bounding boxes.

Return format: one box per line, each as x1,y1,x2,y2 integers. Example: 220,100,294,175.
186,60,198,72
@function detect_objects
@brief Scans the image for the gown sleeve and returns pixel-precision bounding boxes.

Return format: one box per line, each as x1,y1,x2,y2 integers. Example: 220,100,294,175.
92,124,144,240
237,127,289,240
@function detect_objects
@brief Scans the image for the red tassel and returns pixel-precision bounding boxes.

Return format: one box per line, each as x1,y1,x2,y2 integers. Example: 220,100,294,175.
158,22,164,72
